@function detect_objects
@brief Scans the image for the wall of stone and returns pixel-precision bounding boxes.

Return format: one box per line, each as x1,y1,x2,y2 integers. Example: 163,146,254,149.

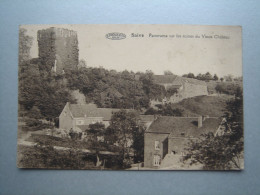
182,83,208,99
37,28,56,71
59,104,73,130
73,117,104,129
37,27,79,74
144,132,169,168
168,137,190,155
151,82,208,105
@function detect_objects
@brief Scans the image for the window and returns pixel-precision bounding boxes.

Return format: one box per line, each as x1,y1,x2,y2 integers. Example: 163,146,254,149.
153,155,161,166
76,120,84,125
155,141,160,150
171,150,176,155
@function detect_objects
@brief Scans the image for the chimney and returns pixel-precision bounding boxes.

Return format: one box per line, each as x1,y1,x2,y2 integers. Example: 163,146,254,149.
198,116,203,128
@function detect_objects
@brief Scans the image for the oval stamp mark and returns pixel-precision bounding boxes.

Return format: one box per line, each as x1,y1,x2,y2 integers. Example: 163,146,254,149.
106,32,126,40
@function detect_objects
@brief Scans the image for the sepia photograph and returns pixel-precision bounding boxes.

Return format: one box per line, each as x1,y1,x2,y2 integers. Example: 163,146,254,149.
17,24,243,170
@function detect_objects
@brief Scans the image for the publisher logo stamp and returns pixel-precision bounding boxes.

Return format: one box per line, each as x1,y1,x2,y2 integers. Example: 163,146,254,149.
106,32,126,40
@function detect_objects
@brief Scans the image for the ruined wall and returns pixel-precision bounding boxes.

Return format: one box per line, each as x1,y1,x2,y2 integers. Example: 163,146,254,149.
182,83,208,99
37,27,79,74
151,81,208,105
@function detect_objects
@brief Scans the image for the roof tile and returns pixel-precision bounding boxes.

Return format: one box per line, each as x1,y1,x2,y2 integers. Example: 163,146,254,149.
69,103,133,120
146,116,222,138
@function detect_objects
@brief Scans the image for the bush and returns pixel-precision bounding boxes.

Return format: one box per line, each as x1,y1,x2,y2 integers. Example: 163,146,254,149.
215,83,242,95
24,118,54,131
26,118,42,127
18,145,96,169
69,131,82,140
145,104,183,116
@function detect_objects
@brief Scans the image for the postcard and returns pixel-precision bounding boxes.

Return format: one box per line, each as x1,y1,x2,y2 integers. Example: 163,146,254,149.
17,24,243,170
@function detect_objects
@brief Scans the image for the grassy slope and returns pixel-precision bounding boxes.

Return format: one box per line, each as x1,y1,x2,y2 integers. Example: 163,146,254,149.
171,94,233,117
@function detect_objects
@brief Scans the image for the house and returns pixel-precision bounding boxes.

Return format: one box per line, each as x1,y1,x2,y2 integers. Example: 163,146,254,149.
144,116,223,168
59,102,132,132
151,75,208,106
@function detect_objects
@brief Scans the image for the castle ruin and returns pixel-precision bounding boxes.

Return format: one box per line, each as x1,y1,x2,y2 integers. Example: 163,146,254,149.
150,75,208,106
37,27,79,74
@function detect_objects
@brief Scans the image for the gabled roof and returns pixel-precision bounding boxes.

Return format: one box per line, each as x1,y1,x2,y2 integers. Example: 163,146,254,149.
181,77,207,86
139,115,155,122
153,75,178,84
69,103,98,118
146,116,222,138
153,75,207,86
68,103,133,120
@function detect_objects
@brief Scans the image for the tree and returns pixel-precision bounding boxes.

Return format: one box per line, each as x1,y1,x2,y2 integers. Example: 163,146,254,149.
78,59,87,69
213,74,219,81
139,70,166,100
224,74,233,82
162,105,183,116
196,72,213,81
88,122,105,166
19,28,33,65
27,106,42,119
107,110,139,168
166,87,178,97
184,87,243,170
196,73,203,80
19,66,75,120
204,72,213,81
183,73,195,78
132,124,145,163
215,83,224,94
164,70,174,75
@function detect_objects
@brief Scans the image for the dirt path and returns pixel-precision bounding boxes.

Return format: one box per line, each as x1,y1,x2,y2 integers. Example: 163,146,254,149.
17,140,119,155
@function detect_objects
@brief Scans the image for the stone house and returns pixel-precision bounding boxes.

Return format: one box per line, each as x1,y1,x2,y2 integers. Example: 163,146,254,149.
59,102,126,133
144,116,223,168
151,75,208,106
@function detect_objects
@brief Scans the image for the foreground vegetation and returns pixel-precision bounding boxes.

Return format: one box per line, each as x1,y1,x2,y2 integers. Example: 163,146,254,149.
184,87,243,170
18,110,145,169
17,144,122,169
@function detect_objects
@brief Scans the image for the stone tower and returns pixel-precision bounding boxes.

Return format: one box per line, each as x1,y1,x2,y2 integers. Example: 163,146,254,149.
37,27,79,74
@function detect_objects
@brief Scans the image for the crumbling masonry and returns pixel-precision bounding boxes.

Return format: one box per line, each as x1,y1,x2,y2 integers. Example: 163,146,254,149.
37,27,79,74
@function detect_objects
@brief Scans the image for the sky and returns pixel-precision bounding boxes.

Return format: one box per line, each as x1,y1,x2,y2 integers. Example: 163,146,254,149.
21,24,242,77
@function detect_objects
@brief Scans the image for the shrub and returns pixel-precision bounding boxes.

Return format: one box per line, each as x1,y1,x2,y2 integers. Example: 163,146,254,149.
26,118,42,127
69,130,82,140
